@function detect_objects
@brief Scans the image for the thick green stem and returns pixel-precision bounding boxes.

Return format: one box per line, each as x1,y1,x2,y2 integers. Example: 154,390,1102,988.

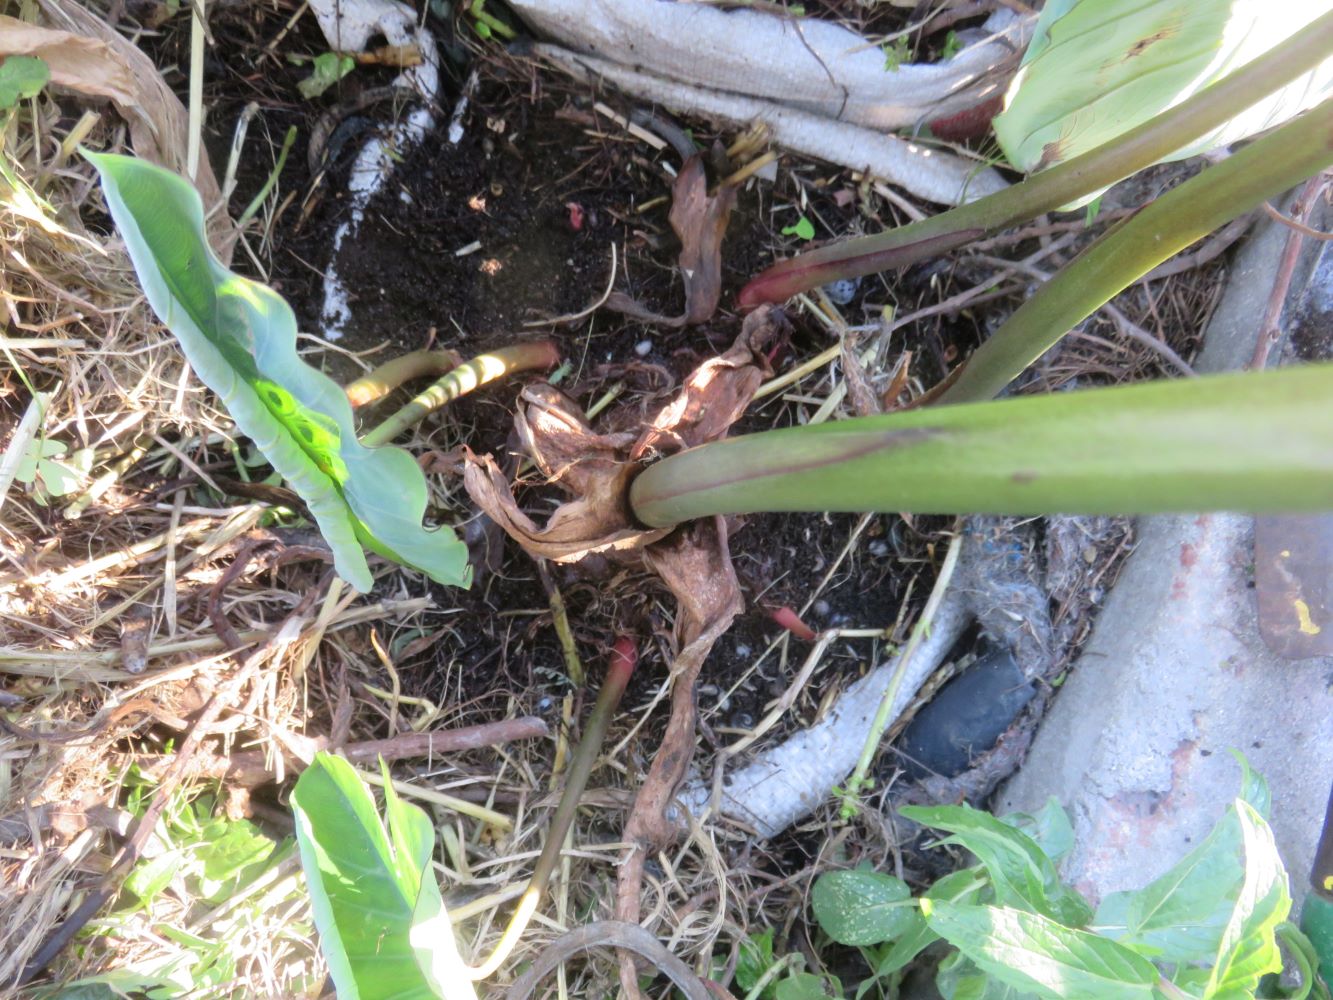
738,8,1333,307
628,365,1333,528
940,96,1333,403
361,341,558,447
465,638,636,980
345,349,461,408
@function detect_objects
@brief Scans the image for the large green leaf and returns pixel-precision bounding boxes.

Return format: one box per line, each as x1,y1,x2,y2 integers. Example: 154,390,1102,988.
812,870,915,946
999,800,1075,864
1203,801,1291,999
902,804,1091,928
994,1,1333,181
291,752,474,1000
922,901,1158,1000
629,365,1333,528
1092,755,1274,965
936,950,1041,1000
88,152,469,592
1093,813,1245,966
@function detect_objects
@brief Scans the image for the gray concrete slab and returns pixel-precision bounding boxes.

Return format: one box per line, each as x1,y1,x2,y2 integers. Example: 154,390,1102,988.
999,201,1333,910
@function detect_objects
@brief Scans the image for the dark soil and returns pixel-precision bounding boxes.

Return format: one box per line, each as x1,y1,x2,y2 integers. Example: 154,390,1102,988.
156,1,989,734
108,0,1214,717
125,0,1191,868
110,0,1204,822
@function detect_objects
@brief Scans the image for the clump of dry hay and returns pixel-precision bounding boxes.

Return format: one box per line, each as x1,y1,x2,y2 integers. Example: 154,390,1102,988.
0,1,329,989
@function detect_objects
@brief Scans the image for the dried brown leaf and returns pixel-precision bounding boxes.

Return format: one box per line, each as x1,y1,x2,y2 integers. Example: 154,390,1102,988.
673,155,737,325
464,310,790,963
462,384,669,562
607,154,737,327
628,517,743,849
0,17,137,106
634,305,787,456
463,307,789,565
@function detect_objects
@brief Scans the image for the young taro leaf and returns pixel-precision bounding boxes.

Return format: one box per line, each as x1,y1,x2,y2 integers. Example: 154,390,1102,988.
901,803,1092,928
993,0,1333,184
920,901,1158,1000
411,882,480,1000
812,870,916,946
1204,800,1291,998
89,152,469,591
389,754,478,1000
291,752,474,1000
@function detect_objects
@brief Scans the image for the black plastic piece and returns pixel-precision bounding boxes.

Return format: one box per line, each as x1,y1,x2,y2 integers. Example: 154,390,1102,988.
896,646,1035,780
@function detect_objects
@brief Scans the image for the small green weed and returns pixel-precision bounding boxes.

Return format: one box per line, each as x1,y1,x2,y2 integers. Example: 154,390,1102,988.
12,435,93,504
294,52,355,100
728,928,842,1000
781,216,816,241
0,55,48,109
44,767,317,999
734,760,1329,1000
882,37,911,73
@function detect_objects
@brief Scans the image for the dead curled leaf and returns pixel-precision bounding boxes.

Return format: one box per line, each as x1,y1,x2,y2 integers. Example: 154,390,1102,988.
615,516,742,989
0,16,137,105
606,153,737,327
463,387,667,562
464,306,790,981
463,305,790,565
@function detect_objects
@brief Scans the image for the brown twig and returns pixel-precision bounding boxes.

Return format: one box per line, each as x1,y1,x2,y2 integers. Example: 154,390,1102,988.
0,698,185,745
1250,175,1330,370
1262,198,1333,241
466,640,636,980
133,716,552,786
207,538,332,651
505,922,709,1000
